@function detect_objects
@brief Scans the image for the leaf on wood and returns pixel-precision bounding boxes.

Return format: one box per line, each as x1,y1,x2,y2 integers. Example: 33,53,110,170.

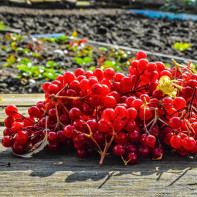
13,131,48,158
0,97,2,102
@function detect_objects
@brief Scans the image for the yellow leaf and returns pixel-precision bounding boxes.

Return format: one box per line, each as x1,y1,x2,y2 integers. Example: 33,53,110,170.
72,31,77,38
152,154,163,161
0,97,2,102
157,76,178,98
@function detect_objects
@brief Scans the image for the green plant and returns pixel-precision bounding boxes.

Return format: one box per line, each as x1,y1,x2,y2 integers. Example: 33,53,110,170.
174,42,191,52
3,54,16,67
16,59,63,80
73,57,94,65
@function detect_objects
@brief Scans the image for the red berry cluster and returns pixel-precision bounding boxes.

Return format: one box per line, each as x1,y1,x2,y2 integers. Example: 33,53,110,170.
2,51,197,165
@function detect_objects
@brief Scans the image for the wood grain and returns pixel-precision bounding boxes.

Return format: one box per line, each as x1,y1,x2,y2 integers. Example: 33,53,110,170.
1,95,197,196
0,94,44,107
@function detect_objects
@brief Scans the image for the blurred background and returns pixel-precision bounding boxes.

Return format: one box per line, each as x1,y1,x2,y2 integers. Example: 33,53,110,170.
0,0,196,94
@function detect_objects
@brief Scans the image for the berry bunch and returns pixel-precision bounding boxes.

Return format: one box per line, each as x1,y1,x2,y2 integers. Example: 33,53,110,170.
2,51,197,165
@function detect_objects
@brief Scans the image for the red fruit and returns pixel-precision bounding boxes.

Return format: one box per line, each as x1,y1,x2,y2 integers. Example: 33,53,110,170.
11,142,25,154
169,117,182,130
48,143,59,152
113,119,124,132
63,72,75,84
182,137,196,151
120,77,132,92
104,68,115,80
115,106,127,119
4,116,14,128
136,51,147,60
48,132,58,143
87,119,98,132
126,108,137,120
80,79,90,91
5,105,18,117
170,135,182,149
93,131,105,144
92,83,103,95
28,106,41,118
173,97,186,110
138,59,148,72
113,144,125,156
15,130,28,145
11,122,24,132
104,96,117,108
69,108,82,120
93,68,104,81
3,128,12,136
139,107,153,120
74,68,85,77
102,108,116,122
131,99,143,110
98,120,110,132
42,82,51,92
63,125,76,138
77,149,87,158
47,84,59,94
146,63,157,71
125,144,138,154
145,134,156,148
127,152,138,165
190,143,197,154
151,147,164,160
162,97,173,110
57,130,67,143
156,62,165,73
2,136,13,147
160,70,172,78
138,145,150,158
125,119,136,132
115,132,127,145
128,130,140,144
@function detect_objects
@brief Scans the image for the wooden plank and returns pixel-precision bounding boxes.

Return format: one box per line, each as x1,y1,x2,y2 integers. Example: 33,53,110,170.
0,94,44,107
1,125,197,196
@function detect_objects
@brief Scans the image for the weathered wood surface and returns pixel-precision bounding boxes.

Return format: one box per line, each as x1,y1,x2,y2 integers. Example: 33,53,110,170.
1,95,197,196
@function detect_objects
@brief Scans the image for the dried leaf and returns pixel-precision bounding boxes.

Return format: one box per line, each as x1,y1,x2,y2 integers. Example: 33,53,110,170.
157,76,177,98
13,131,48,158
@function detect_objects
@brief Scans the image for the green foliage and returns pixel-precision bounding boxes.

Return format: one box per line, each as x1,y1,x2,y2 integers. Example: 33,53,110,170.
164,63,171,68
0,21,6,30
17,59,63,80
191,62,197,73
174,42,191,51
99,47,107,51
3,54,16,67
73,57,93,65
101,59,122,72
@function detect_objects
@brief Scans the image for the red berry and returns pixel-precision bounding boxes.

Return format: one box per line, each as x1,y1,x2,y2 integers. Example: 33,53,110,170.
136,51,147,60
113,144,125,156
127,152,138,165
170,135,182,149
104,68,115,80
5,105,18,117
182,137,196,151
